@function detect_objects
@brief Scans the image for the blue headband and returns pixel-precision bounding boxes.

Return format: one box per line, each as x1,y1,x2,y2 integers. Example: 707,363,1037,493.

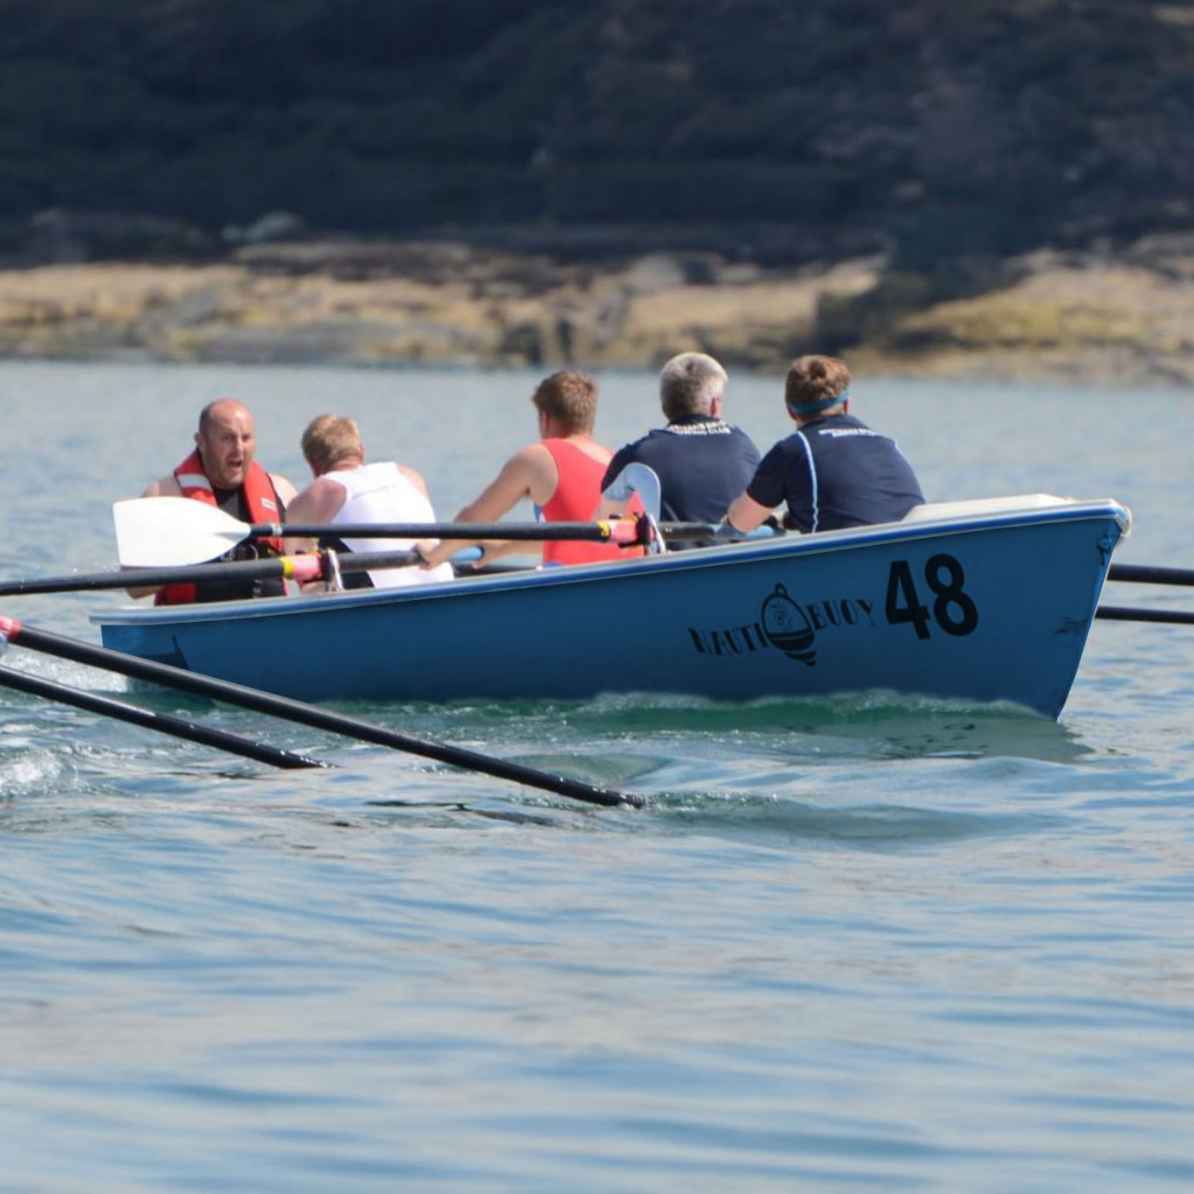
787,390,849,416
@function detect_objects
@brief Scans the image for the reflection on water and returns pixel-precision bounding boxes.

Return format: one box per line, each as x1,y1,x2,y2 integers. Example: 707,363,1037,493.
381,688,1096,765
651,792,1072,848
0,679,1098,829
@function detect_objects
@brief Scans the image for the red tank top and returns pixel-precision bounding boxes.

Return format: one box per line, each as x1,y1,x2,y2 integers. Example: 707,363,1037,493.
540,439,642,565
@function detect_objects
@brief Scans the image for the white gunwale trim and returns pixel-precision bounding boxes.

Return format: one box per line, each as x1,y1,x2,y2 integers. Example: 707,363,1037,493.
93,496,1130,628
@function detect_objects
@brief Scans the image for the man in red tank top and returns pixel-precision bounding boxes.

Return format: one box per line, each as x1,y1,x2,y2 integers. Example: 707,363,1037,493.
420,371,639,569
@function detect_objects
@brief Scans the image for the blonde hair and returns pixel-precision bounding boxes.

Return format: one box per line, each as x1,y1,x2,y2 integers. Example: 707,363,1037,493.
785,355,850,415
301,414,363,475
659,352,727,420
531,371,598,435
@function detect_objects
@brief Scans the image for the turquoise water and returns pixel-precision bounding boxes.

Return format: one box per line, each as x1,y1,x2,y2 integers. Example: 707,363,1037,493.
1,362,1192,1191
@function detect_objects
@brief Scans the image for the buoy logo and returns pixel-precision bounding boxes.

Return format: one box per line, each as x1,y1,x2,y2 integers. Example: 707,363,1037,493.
760,584,816,666
686,582,876,665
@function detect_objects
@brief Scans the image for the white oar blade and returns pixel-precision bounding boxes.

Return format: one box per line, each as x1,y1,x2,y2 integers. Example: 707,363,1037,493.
113,497,250,567
603,462,662,521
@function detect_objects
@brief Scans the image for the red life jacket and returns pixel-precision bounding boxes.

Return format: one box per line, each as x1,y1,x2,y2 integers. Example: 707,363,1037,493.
155,449,286,605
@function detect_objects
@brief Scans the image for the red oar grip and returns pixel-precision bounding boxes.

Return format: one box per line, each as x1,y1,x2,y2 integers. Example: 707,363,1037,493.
285,556,325,584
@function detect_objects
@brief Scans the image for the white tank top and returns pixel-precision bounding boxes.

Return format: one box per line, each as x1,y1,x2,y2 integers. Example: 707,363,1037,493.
322,462,454,589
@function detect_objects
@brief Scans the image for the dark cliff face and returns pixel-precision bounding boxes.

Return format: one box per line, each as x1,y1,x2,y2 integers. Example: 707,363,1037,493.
2,0,1193,266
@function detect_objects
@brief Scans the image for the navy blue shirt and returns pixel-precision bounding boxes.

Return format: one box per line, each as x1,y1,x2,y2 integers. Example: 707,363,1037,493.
601,416,761,523
747,413,923,533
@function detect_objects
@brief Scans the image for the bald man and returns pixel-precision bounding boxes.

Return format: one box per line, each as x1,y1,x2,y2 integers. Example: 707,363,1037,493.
139,398,297,604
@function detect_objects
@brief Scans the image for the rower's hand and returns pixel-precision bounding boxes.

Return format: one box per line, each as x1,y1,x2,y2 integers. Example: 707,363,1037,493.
711,521,747,544
472,539,512,566
439,540,511,572
416,539,454,570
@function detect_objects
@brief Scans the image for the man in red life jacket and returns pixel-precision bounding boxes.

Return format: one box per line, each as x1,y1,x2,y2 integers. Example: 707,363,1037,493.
136,398,298,603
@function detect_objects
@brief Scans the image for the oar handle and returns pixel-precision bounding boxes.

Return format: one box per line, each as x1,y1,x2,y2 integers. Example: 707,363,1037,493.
334,549,420,574
658,521,734,540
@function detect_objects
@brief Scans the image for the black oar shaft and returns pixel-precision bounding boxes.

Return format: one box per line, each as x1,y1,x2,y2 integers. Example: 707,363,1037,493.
271,521,623,542
0,622,641,809
340,549,420,570
264,520,721,543
0,665,325,769
1107,564,1194,588
0,549,424,599
660,522,729,540
1097,605,1194,625
0,556,295,597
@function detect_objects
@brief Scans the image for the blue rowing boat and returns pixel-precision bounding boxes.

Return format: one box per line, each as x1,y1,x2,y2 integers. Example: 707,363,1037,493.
92,495,1130,718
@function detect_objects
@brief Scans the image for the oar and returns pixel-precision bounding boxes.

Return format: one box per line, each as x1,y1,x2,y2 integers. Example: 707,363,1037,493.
603,462,662,521
0,664,326,769
1096,605,1194,625
0,617,643,809
113,497,719,567
1107,564,1194,588
113,497,651,567
0,548,419,598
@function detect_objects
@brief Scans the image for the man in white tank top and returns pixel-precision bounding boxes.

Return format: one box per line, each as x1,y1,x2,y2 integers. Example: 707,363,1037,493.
284,415,453,589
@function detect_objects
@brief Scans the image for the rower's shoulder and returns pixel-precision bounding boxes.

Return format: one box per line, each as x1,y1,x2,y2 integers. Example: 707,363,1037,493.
270,472,299,504
499,441,556,484
284,474,342,524
397,464,430,498
142,475,182,498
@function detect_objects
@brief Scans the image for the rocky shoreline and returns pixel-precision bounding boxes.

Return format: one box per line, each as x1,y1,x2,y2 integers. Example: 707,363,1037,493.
3,234,1194,385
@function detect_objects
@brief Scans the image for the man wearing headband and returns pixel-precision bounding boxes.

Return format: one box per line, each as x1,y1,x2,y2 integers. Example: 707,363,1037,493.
724,354,923,534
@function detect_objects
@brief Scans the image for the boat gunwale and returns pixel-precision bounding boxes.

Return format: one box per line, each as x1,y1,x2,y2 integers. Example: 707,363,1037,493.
92,497,1130,628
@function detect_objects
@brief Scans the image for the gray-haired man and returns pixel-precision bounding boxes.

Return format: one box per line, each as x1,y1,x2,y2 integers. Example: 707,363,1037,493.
600,352,761,523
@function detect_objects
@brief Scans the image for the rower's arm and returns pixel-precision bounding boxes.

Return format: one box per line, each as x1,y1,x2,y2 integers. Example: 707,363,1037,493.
725,491,774,534
399,465,432,499
282,478,345,554
419,446,553,569
141,475,182,499
455,445,555,521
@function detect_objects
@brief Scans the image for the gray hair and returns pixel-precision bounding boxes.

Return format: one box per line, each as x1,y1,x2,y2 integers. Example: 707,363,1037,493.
659,352,727,420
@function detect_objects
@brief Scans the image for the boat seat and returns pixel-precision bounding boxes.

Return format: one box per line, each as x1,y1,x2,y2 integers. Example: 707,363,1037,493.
902,493,1067,522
